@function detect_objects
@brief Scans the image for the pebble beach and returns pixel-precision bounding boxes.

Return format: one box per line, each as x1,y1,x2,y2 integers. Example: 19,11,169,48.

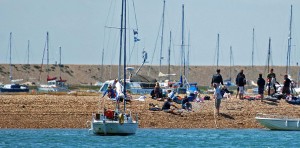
1,93,300,129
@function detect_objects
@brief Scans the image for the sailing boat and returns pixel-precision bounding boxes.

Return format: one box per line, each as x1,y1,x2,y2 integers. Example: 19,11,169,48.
223,46,235,87
0,32,29,93
90,0,138,135
37,32,69,92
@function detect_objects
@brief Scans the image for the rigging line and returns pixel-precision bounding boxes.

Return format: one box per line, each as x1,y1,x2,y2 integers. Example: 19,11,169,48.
131,0,139,31
39,36,47,83
102,0,114,49
148,15,163,74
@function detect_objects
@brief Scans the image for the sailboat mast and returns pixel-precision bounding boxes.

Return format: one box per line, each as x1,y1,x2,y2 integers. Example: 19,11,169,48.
123,0,127,113
168,31,171,80
46,32,49,77
59,46,62,78
159,0,165,73
118,0,125,81
180,4,185,77
267,38,271,73
252,28,255,68
59,46,61,66
230,46,232,81
9,32,12,81
217,34,220,70
286,5,292,75
101,48,104,81
27,40,30,65
186,31,190,81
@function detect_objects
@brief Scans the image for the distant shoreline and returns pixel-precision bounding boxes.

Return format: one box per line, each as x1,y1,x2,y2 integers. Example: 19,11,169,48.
0,64,299,86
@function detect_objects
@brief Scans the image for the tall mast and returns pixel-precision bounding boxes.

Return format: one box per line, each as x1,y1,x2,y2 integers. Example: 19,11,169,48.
59,46,61,65
101,48,104,81
118,0,124,81
46,32,49,77
168,31,171,80
27,40,30,65
186,31,190,81
180,4,185,77
230,46,233,81
217,34,220,70
159,0,165,72
59,46,62,78
286,5,293,75
123,0,127,112
9,32,12,81
267,37,271,73
252,28,254,68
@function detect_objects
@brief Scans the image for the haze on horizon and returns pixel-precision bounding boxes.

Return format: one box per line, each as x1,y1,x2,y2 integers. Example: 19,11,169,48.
0,0,300,67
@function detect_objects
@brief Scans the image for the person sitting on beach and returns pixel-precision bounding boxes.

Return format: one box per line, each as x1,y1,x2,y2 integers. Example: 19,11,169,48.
182,96,192,111
125,90,132,102
152,82,163,100
162,98,181,115
167,89,181,104
257,73,265,102
220,85,231,99
102,84,116,99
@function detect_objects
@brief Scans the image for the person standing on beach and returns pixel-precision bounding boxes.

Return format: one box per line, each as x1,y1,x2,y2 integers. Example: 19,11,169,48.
235,70,246,98
236,70,246,99
267,68,277,95
211,69,223,115
257,73,265,102
282,74,291,95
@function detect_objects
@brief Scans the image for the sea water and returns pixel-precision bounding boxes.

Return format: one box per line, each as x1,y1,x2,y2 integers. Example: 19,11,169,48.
0,128,298,147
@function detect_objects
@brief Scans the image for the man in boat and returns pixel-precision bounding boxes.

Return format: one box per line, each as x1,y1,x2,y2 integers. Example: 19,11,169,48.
211,69,223,115
267,68,277,95
257,73,266,102
282,74,291,96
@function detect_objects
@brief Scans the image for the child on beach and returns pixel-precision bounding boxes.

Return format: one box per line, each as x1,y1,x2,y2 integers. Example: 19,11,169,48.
213,83,223,115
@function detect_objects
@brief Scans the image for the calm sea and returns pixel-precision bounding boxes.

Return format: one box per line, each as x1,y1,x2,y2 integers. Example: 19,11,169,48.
0,128,298,147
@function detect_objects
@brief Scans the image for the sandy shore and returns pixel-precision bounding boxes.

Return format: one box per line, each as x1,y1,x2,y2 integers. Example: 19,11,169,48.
1,93,300,129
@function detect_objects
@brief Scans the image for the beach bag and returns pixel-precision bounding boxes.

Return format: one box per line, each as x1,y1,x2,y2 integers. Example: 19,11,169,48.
204,96,210,100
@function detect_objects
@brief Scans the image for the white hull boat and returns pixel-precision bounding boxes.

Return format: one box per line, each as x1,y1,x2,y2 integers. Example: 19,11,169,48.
255,113,300,131
90,112,138,135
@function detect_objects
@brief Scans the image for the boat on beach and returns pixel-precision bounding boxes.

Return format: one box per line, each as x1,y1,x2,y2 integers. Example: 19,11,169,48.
255,113,300,131
0,32,29,93
37,32,69,93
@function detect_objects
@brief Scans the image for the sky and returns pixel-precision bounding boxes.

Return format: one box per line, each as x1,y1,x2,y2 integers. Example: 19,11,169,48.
1,0,300,67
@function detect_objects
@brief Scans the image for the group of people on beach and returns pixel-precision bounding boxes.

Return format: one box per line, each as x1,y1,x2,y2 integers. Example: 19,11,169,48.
211,68,294,115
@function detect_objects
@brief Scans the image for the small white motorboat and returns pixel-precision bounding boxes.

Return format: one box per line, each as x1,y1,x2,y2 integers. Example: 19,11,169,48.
255,113,300,131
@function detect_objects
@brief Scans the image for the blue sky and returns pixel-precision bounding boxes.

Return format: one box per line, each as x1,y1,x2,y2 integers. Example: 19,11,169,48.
0,0,300,66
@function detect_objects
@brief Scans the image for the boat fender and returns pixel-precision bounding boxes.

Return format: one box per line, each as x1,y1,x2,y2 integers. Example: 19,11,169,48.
119,113,124,125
